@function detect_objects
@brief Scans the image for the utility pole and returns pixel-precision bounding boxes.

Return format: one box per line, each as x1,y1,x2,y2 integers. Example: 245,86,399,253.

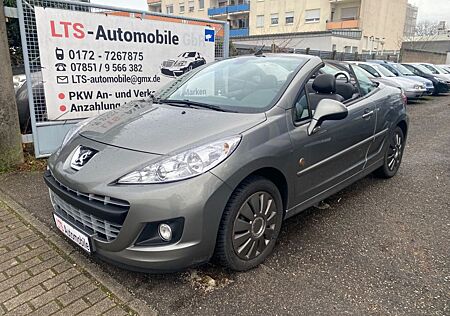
0,2,23,170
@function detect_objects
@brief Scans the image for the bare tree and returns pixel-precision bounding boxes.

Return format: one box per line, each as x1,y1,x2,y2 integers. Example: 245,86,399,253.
0,2,23,170
415,20,440,37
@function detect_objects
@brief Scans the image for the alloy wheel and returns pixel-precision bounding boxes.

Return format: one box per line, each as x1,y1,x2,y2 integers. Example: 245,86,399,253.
232,191,279,260
387,131,403,171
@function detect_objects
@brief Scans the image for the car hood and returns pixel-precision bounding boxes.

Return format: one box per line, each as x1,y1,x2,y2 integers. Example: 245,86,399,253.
404,75,433,86
79,101,266,155
435,74,450,81
382,77,420,88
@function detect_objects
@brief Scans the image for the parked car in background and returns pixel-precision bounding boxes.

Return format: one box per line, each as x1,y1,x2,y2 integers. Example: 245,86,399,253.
161,51,207,77
371,61,435,95
402,63,450,95
349,62,426,100
415,63,450,81
438,65,450,73
45,54,408,272
14,71,46,134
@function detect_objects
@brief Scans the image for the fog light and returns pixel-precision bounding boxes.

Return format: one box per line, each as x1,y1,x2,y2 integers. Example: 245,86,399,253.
158,224,172,241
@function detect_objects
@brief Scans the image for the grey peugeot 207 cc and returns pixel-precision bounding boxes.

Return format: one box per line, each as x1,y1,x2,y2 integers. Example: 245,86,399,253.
45,54,408,272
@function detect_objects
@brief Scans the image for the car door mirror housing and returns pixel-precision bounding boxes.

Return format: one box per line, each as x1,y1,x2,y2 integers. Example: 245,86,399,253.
308,99,348,135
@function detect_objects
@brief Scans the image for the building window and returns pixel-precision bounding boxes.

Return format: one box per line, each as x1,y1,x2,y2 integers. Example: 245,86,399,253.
305,9,320,23
271,13,279,25
256,15,264,28
199,0,204,10
188,0,194,12
341,7,359,20
285,11,294,24
166,4,174,14
179,2,185,13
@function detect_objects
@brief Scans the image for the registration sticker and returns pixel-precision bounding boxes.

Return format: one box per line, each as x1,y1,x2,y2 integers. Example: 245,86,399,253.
53,213,92,254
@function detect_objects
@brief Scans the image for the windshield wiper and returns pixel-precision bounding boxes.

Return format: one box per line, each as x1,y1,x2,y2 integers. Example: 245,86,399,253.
160,99,236,112
156,98,193,108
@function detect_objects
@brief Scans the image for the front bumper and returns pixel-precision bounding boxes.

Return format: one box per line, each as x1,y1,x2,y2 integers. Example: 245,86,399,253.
404,89,426,99
425,87,435,95
436,82,450,94
46,147,233,272
160,66,187,77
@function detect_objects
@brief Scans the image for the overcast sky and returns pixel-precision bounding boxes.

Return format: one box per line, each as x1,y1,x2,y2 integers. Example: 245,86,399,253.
90,0,148,11
409,0,450,23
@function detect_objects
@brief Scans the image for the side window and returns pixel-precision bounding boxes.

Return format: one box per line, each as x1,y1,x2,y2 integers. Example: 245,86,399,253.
294,89,311,123
351,65,377,96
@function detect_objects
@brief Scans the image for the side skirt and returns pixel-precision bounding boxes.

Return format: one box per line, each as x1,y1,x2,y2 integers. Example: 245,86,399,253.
284,158,384,219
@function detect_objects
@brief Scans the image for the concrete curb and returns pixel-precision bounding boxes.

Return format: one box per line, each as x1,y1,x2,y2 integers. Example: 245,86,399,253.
0,189,158,316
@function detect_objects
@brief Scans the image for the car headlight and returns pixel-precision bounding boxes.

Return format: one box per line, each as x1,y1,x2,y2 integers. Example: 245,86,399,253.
118,136,241,184
175,61,187,67
434,77,445,83
414,84,424,89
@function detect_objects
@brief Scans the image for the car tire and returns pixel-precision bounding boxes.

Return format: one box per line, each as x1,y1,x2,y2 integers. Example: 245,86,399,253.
214,176,284,271
374,126,405,178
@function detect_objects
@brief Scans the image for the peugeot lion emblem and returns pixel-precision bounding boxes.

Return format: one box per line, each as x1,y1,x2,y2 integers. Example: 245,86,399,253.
70,146,98,170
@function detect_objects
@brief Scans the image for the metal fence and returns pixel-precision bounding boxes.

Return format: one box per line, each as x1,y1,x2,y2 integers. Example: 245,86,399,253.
17,0,229,157
233,45,400,62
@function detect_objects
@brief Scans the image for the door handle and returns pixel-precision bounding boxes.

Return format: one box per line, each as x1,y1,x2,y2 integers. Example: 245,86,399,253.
362,110,374,119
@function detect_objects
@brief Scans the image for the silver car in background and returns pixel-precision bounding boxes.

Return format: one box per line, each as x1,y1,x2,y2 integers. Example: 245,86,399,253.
416,63,450,81
438,65,450,73
377,62,435,95
350,62,427,100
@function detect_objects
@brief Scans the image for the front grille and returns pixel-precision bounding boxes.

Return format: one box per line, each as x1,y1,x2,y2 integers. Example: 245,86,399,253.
162,60,175,67
51,191,122,242
50,172,129,209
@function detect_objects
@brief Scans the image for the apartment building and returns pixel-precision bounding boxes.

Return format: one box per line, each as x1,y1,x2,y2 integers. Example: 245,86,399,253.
147,0,409,51
404,3,418,37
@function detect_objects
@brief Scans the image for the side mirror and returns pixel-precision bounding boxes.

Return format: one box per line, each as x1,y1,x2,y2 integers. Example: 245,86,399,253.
308,99,348,135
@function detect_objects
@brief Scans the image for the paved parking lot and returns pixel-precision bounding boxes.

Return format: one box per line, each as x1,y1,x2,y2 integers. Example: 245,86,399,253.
0,95,449,315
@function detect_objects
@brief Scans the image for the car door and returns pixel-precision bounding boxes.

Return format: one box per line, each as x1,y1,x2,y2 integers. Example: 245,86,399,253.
350,64,392,167
288,80,376,205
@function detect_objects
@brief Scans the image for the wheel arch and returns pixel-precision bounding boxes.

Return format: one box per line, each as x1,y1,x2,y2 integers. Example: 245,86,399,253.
397,119,408,139
231,167,289,214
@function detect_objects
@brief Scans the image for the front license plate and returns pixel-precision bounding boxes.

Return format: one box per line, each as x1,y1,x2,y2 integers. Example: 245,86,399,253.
53,213,93,254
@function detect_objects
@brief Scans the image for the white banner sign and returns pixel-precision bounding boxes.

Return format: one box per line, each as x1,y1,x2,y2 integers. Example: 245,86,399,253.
35,7,215,120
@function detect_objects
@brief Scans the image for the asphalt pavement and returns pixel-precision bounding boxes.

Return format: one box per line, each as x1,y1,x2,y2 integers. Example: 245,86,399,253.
0,95,449,315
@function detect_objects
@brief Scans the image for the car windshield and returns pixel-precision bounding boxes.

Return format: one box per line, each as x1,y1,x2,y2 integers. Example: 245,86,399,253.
180,52,197,58
353,65,375,79
160,56,307,113
372,64,396,77
414,64,434,74
321,63,342,75
442,66,450,73
358,64,380,77
392,63,415,76
434,65,449,74
422,64,440,74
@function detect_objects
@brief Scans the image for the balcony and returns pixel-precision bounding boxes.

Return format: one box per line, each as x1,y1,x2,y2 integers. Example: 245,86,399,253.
327,19,359,30
230,28,249,37
208,3,250,16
